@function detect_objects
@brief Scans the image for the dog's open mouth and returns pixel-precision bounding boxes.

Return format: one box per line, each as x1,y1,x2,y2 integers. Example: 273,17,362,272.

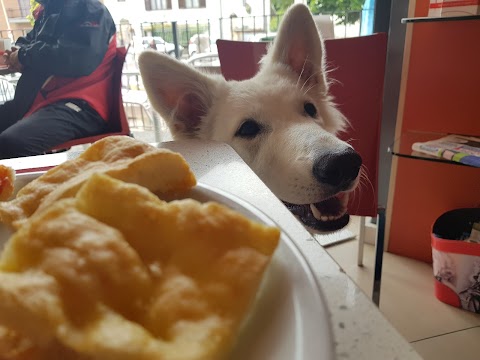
284,192,350,232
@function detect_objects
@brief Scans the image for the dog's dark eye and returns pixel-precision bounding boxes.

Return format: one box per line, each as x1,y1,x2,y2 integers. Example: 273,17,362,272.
304,102,317,118
235,119,262,139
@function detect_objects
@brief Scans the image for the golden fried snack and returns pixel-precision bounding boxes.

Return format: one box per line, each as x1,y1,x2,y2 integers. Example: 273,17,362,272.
0,136,196,229
0,174,280,360
0,325,38,360
0,165,15,202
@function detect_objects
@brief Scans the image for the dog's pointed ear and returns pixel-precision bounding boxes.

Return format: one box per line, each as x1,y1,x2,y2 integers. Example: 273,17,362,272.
266,4,327,90
138,50,218,138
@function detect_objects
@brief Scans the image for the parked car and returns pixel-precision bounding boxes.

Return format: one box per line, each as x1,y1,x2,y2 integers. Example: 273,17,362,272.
184,52,220,68
245,33,277,43
188,34,217,57
141,36,184,57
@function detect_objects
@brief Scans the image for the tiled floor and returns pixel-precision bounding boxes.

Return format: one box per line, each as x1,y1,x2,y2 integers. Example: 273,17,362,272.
325,217,480,360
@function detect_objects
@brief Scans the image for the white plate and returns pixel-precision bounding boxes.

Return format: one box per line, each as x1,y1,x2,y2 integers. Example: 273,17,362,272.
0,173,334,360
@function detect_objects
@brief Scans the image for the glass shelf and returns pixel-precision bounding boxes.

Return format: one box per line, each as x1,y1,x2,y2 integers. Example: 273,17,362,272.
402,15,480,23
389,131,480,168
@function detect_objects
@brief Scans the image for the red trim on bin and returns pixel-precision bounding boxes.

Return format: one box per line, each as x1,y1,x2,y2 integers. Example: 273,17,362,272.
434,280,461,308
432,235,480,256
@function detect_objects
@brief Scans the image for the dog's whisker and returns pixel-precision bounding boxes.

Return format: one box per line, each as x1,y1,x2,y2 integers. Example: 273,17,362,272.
351,168,371,214
347,185,361,215
303,71,319,91
357,171,368,192
327,76,342,87
300,65,324,94
353,188,362,214
297,58,309,87
359,165,375,199
352,168,369,201
300,78,309,93
354,164,375,217
301,71,325,96
303,83,320,97
323,62,342,86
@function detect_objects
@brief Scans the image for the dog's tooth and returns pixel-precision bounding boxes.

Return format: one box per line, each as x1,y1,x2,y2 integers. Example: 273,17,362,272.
310,204,323,220
320,216,329,222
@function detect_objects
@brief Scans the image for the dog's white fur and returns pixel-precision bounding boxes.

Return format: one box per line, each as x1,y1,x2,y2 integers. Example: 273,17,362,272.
138,4,360,227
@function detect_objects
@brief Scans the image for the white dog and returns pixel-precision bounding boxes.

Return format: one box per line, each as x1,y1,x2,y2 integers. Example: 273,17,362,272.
138,4,362,232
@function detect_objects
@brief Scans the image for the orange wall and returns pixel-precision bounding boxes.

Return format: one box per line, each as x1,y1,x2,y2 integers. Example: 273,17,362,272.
403,21,480,135
388,0,480,262
389,160,480,263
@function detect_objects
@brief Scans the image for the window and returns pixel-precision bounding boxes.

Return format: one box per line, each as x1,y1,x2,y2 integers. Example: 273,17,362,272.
18,0,30,17
145,0,172,11
178,0,206,9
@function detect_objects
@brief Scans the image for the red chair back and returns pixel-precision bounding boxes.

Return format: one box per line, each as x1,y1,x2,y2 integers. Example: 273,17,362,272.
216,39,271,81
327,35,387,217
50,46,130,151
217,34,388,217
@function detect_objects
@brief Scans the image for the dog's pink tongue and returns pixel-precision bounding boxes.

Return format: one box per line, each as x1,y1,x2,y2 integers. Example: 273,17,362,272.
310,193,349,221
315,196,343,214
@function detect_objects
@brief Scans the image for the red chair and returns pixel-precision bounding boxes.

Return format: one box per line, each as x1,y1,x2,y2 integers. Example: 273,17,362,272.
50,46,131,151
216,40,271,81
217,34,388,305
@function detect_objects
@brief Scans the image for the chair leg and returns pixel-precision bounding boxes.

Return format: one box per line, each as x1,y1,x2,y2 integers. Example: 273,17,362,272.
357,216,366,266
372,207,386,306
151,111,162,143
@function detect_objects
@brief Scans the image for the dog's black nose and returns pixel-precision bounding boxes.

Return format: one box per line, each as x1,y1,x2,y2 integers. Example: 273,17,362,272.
313,148,362,188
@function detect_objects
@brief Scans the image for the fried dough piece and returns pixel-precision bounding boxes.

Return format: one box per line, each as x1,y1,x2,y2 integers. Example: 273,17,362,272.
0,174,280,360
0,324,88,360
75,174,280,358
0,165,15,202
0,136,196,229
0,199,153,319
0,272,166,360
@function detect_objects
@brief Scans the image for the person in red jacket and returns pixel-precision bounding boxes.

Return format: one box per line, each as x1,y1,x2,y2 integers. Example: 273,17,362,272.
0,0,117,159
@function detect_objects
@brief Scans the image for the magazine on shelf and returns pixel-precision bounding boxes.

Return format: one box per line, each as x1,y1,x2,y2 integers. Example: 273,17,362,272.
411,134,480,167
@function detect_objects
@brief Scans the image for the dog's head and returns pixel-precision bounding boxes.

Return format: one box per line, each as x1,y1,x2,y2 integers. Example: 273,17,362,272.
139,4,362,232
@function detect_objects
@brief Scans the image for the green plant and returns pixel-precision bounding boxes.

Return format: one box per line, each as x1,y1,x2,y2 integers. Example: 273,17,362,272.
269,14,284,32
308,0,365,25
271,0,365,26
271,0,294,14
27,0,40,26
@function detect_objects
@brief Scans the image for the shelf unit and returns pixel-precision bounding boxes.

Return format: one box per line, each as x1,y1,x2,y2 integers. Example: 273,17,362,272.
395,14,480,168
385,4,480,263
401,15,480,23
389,131,480,168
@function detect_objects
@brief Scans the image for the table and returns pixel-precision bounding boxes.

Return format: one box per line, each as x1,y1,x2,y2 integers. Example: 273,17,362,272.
0,140,421,359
